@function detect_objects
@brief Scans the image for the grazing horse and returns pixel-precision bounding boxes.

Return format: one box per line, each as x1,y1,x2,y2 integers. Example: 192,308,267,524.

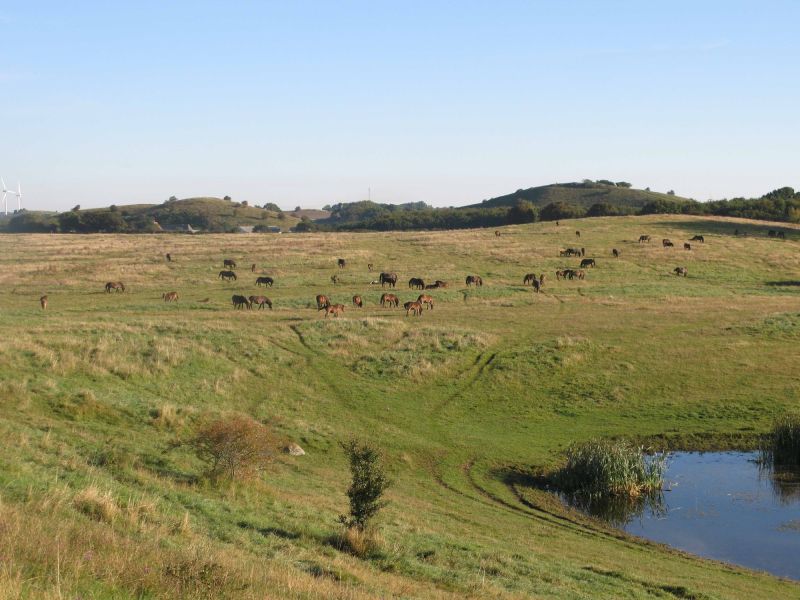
408,277,425,290
352,295,363,308
662,239,674,248
368,263,374,271
424,283,439,289
684,243,692,250
639,235,651,243
380,293,399,308
223,259,236,268
612,248,620,257
316,295,329,309
248,295,272,310
165,253,172,262
337,258,346,269
523,273,537,285
778,231,786,239
218,270,237,281
331,274,339,285
404,301,423,316
465,275,483,287
40,295,48,310
256,276,274,287
575,231,580,238
105,281,125,293
580,258,596,268
417,294,434,310
768,230,777,238
324,304,345,318
495,230,501,237
575,269,586,280
556,269,568,280
162,291,179,302
434,280,448,288
674,267,688,277
379,272,398,288
251,263,256,273
232,294,251,309
690,235,705,243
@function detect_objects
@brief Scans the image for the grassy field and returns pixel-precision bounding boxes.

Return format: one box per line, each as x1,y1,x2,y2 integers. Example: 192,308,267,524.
0,214,798,599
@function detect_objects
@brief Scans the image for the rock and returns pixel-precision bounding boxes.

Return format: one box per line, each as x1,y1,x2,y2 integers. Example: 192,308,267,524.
285,443,305,456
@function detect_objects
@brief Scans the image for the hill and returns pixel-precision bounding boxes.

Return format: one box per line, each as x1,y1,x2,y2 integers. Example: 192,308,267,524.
471,181,693,211
0,215,798,598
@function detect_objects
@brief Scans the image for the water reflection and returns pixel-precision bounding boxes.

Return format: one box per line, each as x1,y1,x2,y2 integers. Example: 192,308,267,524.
563,452,800,580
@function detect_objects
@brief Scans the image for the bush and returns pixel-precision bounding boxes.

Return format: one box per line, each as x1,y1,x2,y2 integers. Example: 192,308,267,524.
339,439,390,531
553,439,667,499
189,415,275,481
762,414,800,466
73,486,120,522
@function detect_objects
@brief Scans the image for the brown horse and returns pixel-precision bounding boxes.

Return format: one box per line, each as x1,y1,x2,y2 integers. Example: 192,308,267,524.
248,295,273,310
330,274,339,284
532,278,542,293
523,273,537,285
495,230,501,237
162,291,179,302
337,258,346,269
662,239,674,248
612,248,620,257
223,259,236,268
555,269,567,280
165,253,172,262
575,269,586,280
690,235,705,242
232,294,251,309
218,270,237,281
465,275,483,287
40,295,48,310
324,304,345,318
424,283,439,289
684,243,691,250
404,301,423,316
639,235,651,243
256,276,274,287
316,294,329,309
368,263,374,271
408,277,425,290
674,266,688,277
352,295,363,308
580,258,596,268
434,280,448,288
380,272,398,288
417,294,434,310
575,231,580,237
251,263,256,272
105,281,125,293
380,293,399,308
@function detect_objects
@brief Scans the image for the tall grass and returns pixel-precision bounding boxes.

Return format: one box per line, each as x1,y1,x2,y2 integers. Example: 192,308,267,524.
553,439,668,499
761,413,800,466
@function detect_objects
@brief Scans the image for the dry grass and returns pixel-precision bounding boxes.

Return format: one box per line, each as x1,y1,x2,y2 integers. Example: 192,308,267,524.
72,485,120,523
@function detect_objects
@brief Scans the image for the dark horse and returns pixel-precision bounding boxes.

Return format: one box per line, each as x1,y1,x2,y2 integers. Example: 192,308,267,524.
465,275,483,287
408,277,425,290
223,259,236,268
380,272,398,288
337,258,346,269
256,276,274,287
105,281,125,293
580,258,596,268
218,270,237,281
232,294,251,309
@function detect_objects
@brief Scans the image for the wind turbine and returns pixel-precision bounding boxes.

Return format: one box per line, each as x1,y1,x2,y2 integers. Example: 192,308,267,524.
15,182,22,211
1,177,10,215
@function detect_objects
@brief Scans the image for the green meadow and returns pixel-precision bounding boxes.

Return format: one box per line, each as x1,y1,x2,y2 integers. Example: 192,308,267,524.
0,214,798,599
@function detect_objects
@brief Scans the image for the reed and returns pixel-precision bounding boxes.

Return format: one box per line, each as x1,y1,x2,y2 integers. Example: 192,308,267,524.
761,413,800,466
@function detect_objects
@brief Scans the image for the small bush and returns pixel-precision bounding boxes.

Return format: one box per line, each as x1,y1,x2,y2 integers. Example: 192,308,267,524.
190,415,276,482
553,439,667,499
339,439,390,531
73,485,119,522
762,413,800,466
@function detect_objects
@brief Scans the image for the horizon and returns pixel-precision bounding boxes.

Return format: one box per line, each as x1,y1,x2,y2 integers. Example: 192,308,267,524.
1,1,799,212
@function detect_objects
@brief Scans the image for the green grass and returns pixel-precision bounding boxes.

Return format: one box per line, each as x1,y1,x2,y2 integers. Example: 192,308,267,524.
0,214,798,598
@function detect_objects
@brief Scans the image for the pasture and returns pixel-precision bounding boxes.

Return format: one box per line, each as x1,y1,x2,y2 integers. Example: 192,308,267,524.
0,214,798,599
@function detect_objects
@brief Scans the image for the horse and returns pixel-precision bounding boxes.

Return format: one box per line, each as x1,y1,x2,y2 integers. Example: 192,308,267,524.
248,295,273,310
380,293,399,308
40,295,48,310
165,253,172,262
581,248,586,257
218,270,237,281
778,231,786,239
434,280,448,288
523,273,537,285
690,235,705,243
684,243,692,251
417,294,434,310
324,304,345,318
352,295,363,308
105,282,125,293
638,235,651,243
368,263,374,271
465,275,483,287
408,277,425,290
424,283,439,289
316,294,329,310
575,231,580,238
612,249,620,257
256,276,274,287
337,258,346,269
251,263,256,272
556,269,568,280
223,259,236,268
580,258,596,268
330,274,339,285
404,301,423,316
768,230,777,238
232,294,251,309
380,272,398,288
575,269,586,280
674,267,688,277
495,230,501,237
662,239,674,248
162,291,179,302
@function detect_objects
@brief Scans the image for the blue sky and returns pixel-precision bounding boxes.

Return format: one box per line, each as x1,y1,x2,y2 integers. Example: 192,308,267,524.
1,1,798,211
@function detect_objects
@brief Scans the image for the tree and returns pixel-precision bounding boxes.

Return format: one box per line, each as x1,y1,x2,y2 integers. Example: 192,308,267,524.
241,200,248,207
168,196,178,202
71,204,81,212
540,201,586,222
294,217,316,232
8,212,58,233
223,195,232,201
507,200,538,224
339,439,390,531
586,202,620,217
190,415,275,482
294,206,302,213
263,202,281,212
667,190,676,196
615,181,632,188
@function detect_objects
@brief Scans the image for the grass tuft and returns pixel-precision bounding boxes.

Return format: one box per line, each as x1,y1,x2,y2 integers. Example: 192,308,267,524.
73,485,120,523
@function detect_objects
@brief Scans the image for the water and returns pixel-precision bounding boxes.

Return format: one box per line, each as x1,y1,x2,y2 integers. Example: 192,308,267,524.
564,452,800,580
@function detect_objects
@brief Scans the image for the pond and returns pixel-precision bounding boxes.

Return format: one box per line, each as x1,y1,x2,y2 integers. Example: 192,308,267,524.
563,452,800,580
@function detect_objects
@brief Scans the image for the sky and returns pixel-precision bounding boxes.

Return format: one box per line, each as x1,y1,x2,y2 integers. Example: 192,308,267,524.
0,1,798,211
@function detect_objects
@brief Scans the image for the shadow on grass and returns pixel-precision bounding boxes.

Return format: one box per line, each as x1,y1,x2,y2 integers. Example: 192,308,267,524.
237,520,300,540
766,281,800,287
655,219,795,239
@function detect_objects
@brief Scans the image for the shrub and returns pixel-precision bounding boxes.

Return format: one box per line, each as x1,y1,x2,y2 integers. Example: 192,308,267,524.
762,413,800,466
339,439,390,531
553,439,667,499
73,485,119,522
189,415,275,481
